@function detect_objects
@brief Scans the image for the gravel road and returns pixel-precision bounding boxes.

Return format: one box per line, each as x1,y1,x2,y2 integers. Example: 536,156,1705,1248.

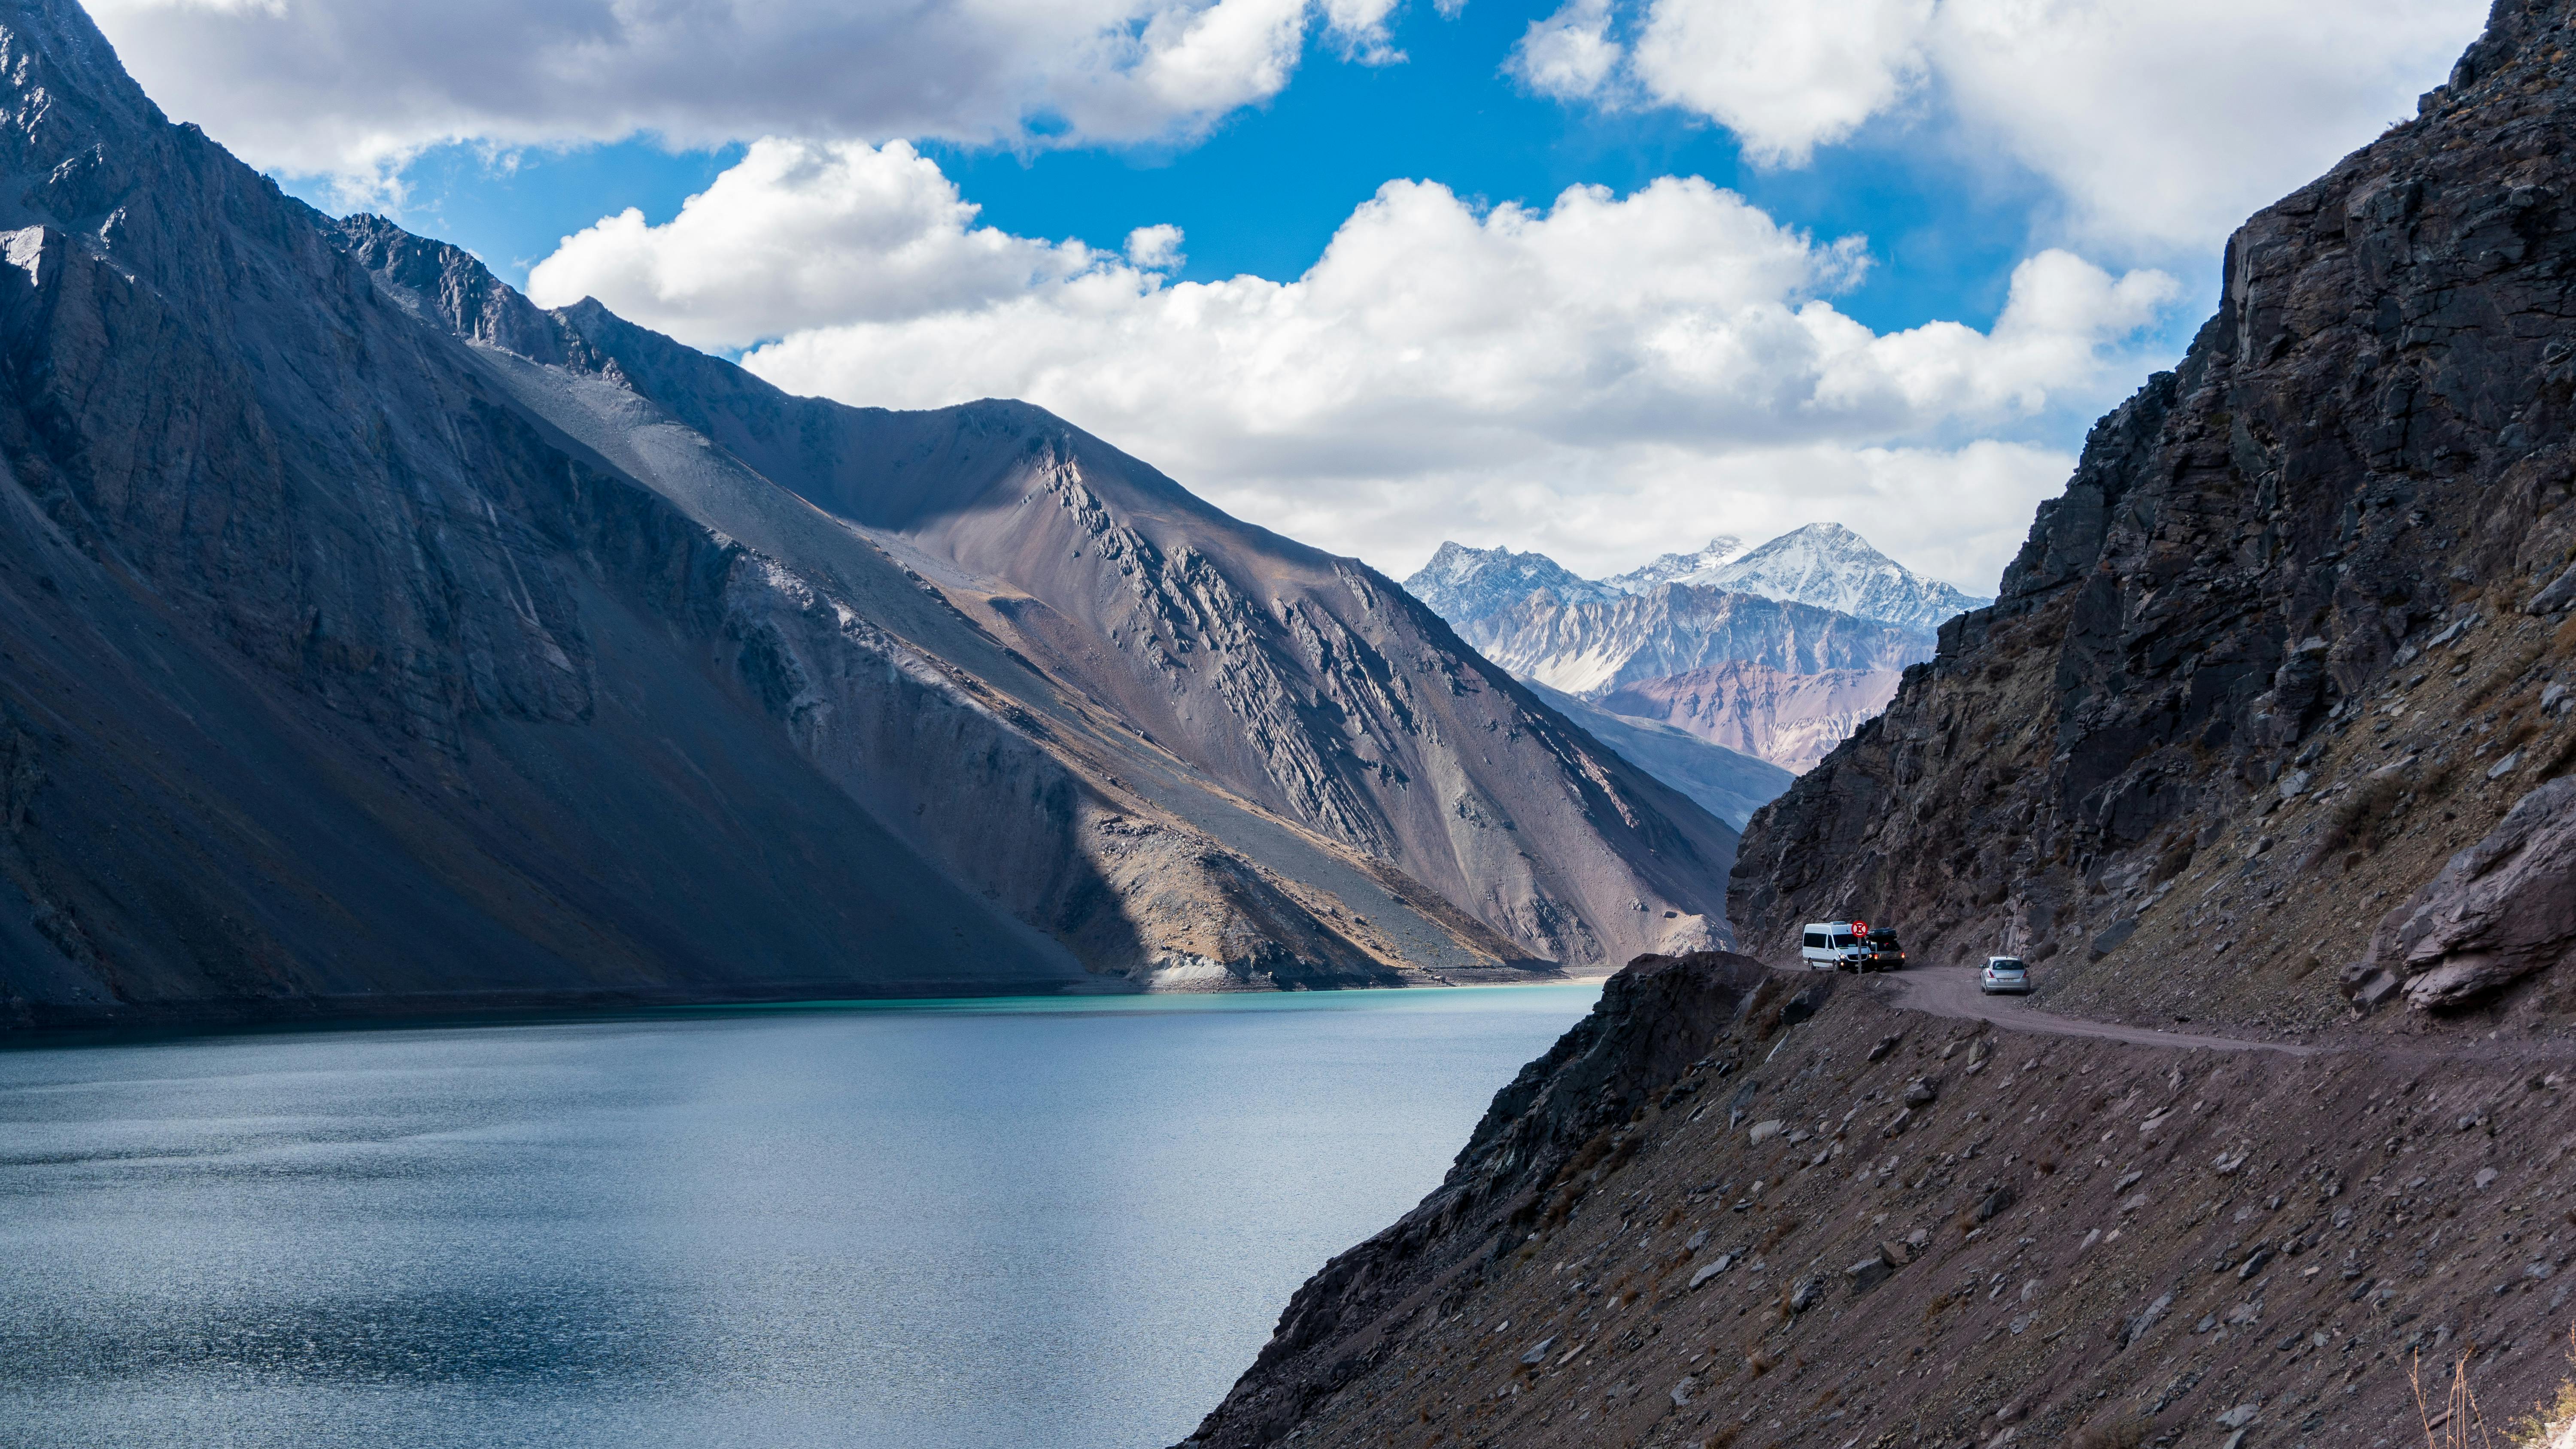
1868,965,2320,1055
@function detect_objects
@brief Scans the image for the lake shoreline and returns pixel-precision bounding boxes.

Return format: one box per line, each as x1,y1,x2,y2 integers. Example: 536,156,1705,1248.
0,967,1613,1052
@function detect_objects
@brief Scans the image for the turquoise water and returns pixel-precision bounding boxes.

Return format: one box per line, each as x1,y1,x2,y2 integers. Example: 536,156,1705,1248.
0,984,1599,1449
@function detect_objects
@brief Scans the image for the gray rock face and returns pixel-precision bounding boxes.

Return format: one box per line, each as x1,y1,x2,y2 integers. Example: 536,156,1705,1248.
1730,0,2576,991
2357,777,2576,1009
0,0,1742,1026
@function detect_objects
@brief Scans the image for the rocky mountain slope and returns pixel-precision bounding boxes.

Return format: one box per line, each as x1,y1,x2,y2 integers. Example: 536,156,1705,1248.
1600,662,1907,776
0,0,1739,1029
1732,0,2576,1038
1522,683,1793,831
1181,959,2576,1449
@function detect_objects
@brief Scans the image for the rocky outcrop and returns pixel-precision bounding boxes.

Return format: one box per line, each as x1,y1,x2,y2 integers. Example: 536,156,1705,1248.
2351,776,2576,1009
1600,661,1905,774
1733,0,2576,1021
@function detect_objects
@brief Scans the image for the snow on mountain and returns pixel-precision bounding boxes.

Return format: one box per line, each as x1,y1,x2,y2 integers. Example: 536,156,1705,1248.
1699,523,1991,632
1402,542,1620,627
1600,536,1748,594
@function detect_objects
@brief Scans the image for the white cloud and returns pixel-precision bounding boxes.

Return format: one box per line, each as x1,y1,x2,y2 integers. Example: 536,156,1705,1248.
1572,0,2488,253
530,150,2178,588
1631,0,1933,167
526,139,1106,344
1926,0,2490,252
1507,0,1625,102
85,0,1409,180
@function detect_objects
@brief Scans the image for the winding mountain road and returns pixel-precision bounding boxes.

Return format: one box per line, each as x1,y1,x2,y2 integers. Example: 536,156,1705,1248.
1865,966,2321,1055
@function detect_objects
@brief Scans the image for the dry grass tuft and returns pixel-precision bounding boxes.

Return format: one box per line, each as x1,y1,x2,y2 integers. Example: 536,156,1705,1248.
2414,1349,2502,1449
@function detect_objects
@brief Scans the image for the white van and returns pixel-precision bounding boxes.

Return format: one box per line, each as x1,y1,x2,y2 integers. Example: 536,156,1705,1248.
1799,922,1866,971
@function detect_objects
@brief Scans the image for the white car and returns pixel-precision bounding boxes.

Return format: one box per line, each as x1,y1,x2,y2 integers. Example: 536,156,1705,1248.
1980,957,2029,995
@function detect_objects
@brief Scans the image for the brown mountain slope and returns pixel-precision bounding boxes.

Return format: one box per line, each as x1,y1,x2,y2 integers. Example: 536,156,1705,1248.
1732,0,2576,1033
1600,662,1905,775
332,222,1742,973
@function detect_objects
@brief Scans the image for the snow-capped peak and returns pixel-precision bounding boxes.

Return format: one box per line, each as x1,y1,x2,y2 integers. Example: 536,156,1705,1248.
1403,542,1618,625
1700,524,1989,631
1601,537,1748,594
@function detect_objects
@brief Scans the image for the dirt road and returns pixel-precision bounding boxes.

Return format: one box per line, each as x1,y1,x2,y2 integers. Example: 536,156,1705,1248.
1867,965,2320,1055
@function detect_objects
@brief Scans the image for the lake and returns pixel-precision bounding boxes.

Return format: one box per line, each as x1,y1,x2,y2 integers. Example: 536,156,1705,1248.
0,984,1600,1449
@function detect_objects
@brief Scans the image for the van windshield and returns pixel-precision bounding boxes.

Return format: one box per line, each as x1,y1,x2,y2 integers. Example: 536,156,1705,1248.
1831,934,1856,948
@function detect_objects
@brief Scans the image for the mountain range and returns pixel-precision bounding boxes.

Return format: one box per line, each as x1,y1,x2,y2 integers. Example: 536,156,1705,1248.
0,0,1739,1028
1400,525,1984,779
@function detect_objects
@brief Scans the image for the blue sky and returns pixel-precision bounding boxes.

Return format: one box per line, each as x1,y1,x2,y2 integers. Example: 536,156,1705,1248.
365,1,2052,342
98,0,2487,586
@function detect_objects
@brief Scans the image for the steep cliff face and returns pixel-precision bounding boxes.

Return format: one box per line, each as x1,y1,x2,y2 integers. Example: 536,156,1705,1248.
0,0,1748,1028
1734,0,2576,1028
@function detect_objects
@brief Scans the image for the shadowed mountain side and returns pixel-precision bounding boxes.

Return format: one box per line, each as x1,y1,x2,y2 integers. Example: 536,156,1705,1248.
0,0,1449,1023
1598,661,1906,775
1520,682,1793,829
332,227,1747,969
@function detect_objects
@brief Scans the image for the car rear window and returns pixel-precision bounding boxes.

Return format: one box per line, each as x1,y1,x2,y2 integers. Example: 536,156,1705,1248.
1992,959,2024,970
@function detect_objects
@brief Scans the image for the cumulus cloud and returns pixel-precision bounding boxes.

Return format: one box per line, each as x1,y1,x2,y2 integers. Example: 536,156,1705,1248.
1631,0,1932,167
85,0,1403,179
531,151,2178,586
1562,0,2487,252
1507,0,1625,102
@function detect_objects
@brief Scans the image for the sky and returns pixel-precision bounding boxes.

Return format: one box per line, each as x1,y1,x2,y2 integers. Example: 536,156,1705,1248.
92,0,2491,592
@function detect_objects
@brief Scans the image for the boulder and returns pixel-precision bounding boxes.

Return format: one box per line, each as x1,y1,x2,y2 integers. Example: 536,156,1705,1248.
2362,778,2576,1009
1846,1255,1892,1293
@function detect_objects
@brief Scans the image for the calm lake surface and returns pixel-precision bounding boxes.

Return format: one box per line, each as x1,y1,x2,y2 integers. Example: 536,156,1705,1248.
0,984,1599,1449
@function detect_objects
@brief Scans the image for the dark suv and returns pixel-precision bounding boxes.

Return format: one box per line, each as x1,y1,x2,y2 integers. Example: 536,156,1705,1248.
1860,933,1907,972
